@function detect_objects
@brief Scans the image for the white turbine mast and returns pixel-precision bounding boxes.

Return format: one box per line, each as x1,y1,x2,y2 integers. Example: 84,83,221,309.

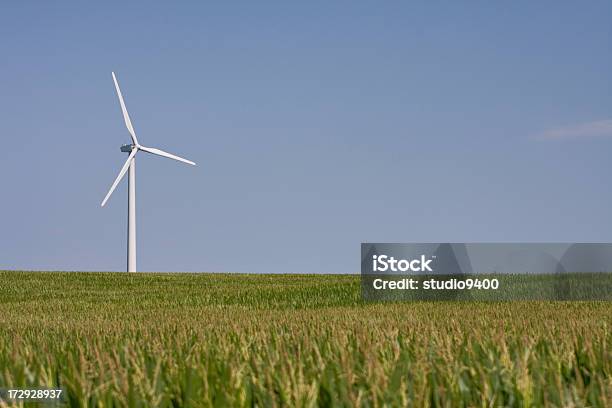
101,72,196,272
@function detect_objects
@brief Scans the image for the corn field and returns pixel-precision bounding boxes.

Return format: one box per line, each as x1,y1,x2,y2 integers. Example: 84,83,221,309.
0,271,610,407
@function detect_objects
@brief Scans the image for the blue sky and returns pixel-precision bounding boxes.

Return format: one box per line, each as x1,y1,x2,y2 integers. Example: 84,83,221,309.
1,1,611,273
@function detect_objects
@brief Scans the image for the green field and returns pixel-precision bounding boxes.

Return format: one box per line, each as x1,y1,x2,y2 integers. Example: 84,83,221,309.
0,272,610,407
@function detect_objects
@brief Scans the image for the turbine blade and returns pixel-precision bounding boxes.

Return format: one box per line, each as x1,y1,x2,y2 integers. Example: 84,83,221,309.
139,146,196,166
101,148,138,207
111,72,138,145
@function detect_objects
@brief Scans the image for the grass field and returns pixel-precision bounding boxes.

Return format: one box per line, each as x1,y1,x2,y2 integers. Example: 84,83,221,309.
0,271,610,407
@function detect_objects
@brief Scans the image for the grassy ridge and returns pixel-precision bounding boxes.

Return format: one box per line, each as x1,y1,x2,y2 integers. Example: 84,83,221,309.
0,271,610,407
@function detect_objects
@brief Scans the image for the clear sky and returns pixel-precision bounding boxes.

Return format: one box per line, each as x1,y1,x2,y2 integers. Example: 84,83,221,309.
1,1,611,273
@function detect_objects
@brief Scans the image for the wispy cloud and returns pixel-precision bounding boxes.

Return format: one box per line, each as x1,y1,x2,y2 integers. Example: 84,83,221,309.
536,119,612,140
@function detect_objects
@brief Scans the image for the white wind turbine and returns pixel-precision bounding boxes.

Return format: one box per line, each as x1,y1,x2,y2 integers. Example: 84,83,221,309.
101,72,196,272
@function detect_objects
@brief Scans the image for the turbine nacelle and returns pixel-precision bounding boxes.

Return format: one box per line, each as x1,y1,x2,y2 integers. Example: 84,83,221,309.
120,144,135,153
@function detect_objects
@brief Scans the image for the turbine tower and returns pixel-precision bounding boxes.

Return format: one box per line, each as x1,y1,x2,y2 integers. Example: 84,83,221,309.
101,72,196,272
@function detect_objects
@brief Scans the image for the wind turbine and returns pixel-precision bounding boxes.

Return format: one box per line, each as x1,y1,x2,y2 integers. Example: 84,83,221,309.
101,72,196,272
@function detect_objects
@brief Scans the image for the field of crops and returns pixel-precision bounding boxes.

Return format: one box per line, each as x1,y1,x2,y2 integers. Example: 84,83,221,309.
0,271,610,407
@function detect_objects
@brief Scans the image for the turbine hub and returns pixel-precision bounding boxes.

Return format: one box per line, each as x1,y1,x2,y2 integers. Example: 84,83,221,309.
120,144,135,153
